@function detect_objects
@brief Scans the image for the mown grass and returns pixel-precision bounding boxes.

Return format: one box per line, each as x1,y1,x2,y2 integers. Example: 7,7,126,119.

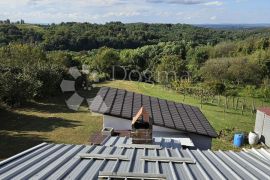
98,80,270,150
0,94,102,160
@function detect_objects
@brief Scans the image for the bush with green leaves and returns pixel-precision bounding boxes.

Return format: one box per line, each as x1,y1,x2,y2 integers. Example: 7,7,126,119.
0,44,66,106
36,65,64,98
90,47,120,78
0,67,41,106
155,55,186,85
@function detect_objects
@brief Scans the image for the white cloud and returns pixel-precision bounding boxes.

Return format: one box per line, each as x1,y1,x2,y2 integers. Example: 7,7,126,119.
146,0,207,5
204,1,223,6
74,0,125,6
0,0,266,24
0,0,224,9
102,11,141,18
0,0,28,6
210,15,217,20
176,12,184,16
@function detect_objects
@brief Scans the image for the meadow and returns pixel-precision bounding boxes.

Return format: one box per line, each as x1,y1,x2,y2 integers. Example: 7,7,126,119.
0,93,102,160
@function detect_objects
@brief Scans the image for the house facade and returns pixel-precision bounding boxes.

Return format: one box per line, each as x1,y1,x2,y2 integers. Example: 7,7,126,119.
255,107,270,147
91,87,217,150
103,115,212,149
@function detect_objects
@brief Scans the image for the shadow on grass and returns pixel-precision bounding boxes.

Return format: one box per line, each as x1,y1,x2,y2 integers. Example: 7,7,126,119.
202,102,218,107
0,132,47,160
0,87,103,160
22,87,101,114
0,108,81,160
23,101,74,114
0,108,79,132
210,108,253,116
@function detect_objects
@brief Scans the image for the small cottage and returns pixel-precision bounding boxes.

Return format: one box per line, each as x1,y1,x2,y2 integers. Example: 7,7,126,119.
90,87,217,150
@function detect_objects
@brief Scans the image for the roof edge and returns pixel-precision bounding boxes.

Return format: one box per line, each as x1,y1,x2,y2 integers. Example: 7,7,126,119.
0,142,48,166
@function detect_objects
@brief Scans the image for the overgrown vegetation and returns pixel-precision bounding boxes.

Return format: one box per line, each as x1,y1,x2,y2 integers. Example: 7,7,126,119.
1,21,270,113
1,21,270,50
0,44,82,106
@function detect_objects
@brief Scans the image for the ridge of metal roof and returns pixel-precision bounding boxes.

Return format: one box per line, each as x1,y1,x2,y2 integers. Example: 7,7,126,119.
100,136,193,149
0,143,270,180
90,87,217,138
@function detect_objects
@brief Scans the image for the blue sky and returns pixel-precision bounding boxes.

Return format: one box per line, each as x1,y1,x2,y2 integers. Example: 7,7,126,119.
0,0,269,24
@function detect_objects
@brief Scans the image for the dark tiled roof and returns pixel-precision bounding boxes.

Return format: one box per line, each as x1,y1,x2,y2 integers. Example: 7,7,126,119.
90,87,217,138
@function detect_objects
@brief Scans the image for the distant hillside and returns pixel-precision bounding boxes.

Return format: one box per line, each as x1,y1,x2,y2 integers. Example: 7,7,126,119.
1,22,270,51
196,24,270,30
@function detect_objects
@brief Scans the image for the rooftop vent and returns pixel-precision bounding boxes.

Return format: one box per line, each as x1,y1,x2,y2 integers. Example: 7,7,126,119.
102,127,114,136
131,107,153,144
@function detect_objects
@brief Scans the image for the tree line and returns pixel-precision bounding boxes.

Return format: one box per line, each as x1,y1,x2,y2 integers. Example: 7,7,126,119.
0,22,270,108
1,22,270,50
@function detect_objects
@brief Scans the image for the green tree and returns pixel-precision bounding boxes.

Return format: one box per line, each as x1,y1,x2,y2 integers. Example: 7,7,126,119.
200,58,229,83
0,44,66,106
210,41,238,58
243,85,257,114
258,86,270,103
155,55,186,85
187,46,210,80
0,69,41,106
172,79,191,101
228,58,262,85
91,47,120,78
206,81,226,105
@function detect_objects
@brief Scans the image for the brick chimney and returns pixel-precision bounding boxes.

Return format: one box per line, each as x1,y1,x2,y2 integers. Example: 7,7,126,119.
131,107,153,144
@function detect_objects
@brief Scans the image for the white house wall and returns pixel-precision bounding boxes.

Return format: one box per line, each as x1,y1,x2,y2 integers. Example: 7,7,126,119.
255,110,265,137
262,114,270,147
104,115,181,133
103,115,131,130
255,110,270,147
103,115,212,149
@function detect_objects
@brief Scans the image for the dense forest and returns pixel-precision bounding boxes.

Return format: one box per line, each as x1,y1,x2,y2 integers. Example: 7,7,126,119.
1,22,270,50
0,21,270,107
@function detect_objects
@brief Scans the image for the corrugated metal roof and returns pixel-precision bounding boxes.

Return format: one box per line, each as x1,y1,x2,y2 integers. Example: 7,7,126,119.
152,132,195,147
90,87,217,138
244,148,270,161
1,143,270,180
101,136,194,148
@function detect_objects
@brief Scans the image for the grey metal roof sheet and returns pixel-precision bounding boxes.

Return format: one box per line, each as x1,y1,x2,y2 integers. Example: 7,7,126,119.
90,87,217,138
1,143,270,180
101,135,194,148
101,136,186,149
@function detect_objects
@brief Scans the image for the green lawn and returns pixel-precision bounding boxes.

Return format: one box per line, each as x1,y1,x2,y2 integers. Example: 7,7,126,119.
0,80,268,160
0,94,102,160
97,80,269,150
